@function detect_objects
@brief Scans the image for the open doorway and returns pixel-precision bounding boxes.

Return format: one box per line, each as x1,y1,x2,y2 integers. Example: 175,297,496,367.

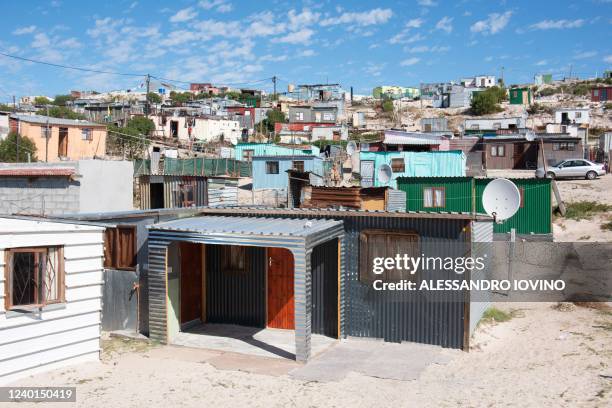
170,121,179,138
149,183,164,209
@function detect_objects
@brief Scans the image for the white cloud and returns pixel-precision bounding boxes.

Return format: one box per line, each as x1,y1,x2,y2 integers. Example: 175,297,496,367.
470,11,512,35
535,59,547,66
298,49,316,57
605,55,612,64
320,8,392,27
247,11,286,36
364,62,386,77
272,28,314,45
418,0,437,6
170,7,198,23
288,8,321,27
529,19,584,30
405,18,424,28
390,32,425,45
259,54,288,62
59,37,81,49
199,0,233,13
12,25,36,35
573,51,596,59
435,16,453,33
400,57,420,66
484,56,493,62
406,45,449,53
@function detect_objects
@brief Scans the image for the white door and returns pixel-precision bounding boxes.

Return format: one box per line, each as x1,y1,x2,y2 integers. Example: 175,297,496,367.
361,160,375,187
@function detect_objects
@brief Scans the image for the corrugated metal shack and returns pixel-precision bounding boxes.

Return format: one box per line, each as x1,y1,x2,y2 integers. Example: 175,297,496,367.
147,215,345,362
300,186,406,212
397,177,552,236
139,175,208,209
145,207,494,362
55,207,208,336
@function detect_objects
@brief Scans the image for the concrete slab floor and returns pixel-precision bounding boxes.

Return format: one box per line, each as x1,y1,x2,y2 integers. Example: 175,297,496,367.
290,338,462,382
172,323,338,360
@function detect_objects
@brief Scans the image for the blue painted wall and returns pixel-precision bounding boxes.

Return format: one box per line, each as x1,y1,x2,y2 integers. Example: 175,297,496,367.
235,143,320,160
252,156,323,189
359,150,466,188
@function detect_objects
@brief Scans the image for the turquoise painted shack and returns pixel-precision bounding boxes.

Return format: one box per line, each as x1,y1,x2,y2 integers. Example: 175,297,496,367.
252,155,324,189
235,143,320,161
359,150,466,189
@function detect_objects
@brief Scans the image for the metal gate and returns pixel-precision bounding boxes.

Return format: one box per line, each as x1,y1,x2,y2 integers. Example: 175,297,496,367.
360,160,374,187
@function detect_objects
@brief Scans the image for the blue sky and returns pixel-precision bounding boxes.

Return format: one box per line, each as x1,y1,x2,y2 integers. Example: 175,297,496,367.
0,0,610,101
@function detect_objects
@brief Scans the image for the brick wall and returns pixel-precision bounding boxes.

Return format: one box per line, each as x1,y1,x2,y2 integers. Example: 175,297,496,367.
0,177,80,215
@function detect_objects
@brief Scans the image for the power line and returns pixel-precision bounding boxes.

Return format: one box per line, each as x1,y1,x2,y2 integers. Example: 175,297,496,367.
0,51,146,77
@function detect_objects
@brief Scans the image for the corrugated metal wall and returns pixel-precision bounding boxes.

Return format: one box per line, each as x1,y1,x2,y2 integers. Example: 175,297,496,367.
469,220,494,335
139,175,208,210
397,177,473,213
204,210,471,349
386,189,407,212
311,239,339,338
475,178,552,234
102,269,138,332
206,245,266,327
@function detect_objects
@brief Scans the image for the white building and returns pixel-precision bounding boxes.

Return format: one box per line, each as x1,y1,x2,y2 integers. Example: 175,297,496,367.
150,115,241,144
464,115,527,131
461,76,496,88
0,217,104,384
0,111,9,140
554,108,590,125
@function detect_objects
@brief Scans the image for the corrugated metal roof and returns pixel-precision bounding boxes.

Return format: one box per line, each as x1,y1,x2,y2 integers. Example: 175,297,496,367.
149,215,343,237
0,167,75,177
383,131,444,145
0,217,104,234
10,114,104,127
195,206,492,220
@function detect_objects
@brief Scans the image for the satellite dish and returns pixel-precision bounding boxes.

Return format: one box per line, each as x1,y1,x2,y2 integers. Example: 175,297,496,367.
482,178,521,222
378,164,393,185
346,141,357,155
526,130,535,142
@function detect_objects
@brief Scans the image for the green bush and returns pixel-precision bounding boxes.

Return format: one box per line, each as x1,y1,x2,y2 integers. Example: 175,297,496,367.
382,100,394,112
564,201,612,220
0,132,37,162
470,90,503,115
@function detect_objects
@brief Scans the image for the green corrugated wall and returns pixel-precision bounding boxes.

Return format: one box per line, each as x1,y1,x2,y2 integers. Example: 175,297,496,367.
397,177,552,234
397,177,473,213
475,178,552,234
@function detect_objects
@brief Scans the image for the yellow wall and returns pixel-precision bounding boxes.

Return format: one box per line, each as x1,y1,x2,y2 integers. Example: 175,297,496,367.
19,121,107,161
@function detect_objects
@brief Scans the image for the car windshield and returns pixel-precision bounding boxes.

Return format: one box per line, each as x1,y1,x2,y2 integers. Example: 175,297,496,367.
552,160,566,167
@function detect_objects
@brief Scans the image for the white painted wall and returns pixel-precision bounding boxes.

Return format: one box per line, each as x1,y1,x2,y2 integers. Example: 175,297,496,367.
0,218,104,384
77,160,134,213
150,115,240,143
554,109,590,125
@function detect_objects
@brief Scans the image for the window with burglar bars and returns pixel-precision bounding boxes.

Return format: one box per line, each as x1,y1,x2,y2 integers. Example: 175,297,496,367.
5,247,64,310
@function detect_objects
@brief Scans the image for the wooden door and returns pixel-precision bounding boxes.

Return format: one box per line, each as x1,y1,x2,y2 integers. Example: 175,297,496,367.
58,132,68,157
180,242,202,324
267,247,294,329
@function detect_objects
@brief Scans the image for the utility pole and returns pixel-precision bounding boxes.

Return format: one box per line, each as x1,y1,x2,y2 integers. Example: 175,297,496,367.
272,76,277,100
45,106,50,162
500,66,505,86
568,64,573,80
145,74,151,117
12,95,15,110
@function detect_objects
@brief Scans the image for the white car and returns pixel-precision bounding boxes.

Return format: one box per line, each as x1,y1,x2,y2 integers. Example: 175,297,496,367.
535,159,606,180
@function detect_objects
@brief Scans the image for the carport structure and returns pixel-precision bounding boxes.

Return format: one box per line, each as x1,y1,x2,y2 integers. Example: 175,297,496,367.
147,216,345,362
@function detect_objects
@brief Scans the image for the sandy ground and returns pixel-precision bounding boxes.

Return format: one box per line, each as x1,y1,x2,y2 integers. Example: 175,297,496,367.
552,175,612,242
7,302,612,407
